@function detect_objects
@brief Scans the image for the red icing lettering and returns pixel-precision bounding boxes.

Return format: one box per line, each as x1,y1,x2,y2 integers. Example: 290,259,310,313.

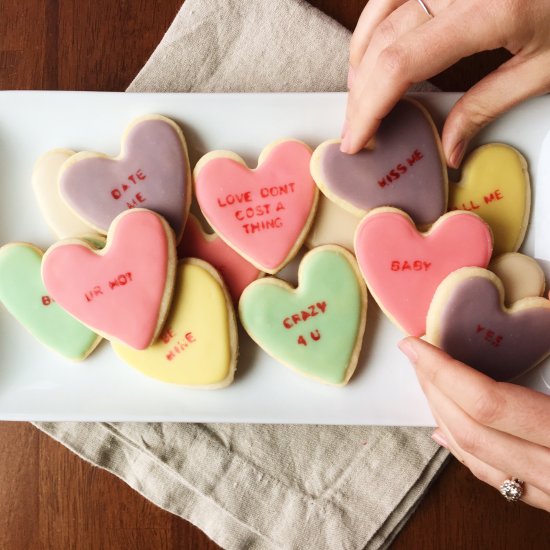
391,260,431,272
108,272,133,290
451,200,480,211
112,189,121,200
275,202,286,212
161,328,176,344
483,189,504,204
165,332,197,361
310,329,321,342
242,218,283,234
260,183,296,198
406,149,424,166
84,285,103,302
217,192,252,207
283,302,328,329
41,296,52,306
111,170,146,201
475,325,503,347
297,335,307,347
235,204,271,221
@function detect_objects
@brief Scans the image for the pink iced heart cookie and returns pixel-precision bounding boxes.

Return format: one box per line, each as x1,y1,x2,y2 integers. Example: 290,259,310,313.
59,115,191,243
427,268,550,381
355,208,493,336
194,139,318,273
42,209,176,349
177,214,262,303
311,99,447,226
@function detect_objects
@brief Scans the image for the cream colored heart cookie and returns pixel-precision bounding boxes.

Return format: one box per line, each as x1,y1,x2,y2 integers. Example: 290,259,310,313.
305,195,360,252
32,149,100,239
448,144,530,254
113,259,238,388
489,253,545,306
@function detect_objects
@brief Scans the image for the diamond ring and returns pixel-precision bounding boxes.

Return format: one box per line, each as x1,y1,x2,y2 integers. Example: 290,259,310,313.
500,478,524,502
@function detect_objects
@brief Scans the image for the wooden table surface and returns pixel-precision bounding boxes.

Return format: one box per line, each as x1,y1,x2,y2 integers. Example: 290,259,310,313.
1,1,549,548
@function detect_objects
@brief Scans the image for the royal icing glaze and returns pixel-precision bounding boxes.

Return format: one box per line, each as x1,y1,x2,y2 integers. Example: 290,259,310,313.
427,268,550,381
177,214,262,302
113,259,237,388
354,208,493,336
42,209,176,349
305,195,360,251
194,139,318,273
449,144,530,254
489,253,545,306
0,243,101,360
311,99,447,225
59,115,191,242
239,246,367,385
32,149,99,239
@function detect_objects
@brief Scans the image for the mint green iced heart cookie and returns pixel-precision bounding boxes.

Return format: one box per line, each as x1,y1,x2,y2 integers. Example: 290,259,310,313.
239,245,367,385
0,243,101,360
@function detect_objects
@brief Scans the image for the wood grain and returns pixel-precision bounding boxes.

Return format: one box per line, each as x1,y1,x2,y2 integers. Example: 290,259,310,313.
0,1,548,549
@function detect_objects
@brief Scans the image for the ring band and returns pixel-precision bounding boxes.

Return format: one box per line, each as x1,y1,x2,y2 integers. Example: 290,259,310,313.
500,478,524,502
416,0,434,18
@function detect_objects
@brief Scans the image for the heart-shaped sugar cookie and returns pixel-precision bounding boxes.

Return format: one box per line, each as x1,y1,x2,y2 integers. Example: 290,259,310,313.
427,268,550,381
305,195,360,252
177,214,262,303
311,99,447,226
354,208,493,336
194,139,318,273
0,243,101,360
239,246,367,386
32,149,100,239
42,209,176,349
489,253,545,306
448,144,530,254
59,115,191,243
113,259,238,388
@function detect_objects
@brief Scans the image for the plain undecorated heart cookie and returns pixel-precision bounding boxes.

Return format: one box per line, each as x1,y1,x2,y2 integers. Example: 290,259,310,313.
194,139,318,273
305,195,360,252
426,267,550,381
489,253,545,306
0,243,101,360
42,209,176,349
354,207,493,337
239,245,367,386
177,214,262,303
113,259,238,388
311,99,447,226
59,115,191,243
448,144,530,254
32,149,100,239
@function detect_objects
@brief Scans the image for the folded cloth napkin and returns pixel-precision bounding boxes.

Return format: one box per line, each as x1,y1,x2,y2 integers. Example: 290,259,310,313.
35,1,448,549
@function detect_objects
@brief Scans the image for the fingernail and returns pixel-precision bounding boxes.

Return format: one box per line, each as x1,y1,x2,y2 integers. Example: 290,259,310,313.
431,429,449,449
340,119,349,139
347,65,355,89
340,132,352,153
398,338,418,364
449,140,465,168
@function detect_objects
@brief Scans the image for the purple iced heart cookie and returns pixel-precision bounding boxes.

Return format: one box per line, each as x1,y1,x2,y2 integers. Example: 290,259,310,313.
59,115,191,243
426,267,550,381
311,99,447,226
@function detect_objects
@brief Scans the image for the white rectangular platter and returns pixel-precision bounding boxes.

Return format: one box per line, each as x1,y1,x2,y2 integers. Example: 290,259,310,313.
0,91,549,424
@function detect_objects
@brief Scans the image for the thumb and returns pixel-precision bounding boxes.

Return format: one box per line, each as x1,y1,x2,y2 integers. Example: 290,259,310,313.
442,52,550,168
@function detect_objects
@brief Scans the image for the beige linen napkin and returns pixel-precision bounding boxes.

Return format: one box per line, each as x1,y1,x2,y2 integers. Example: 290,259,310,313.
35,1,448,549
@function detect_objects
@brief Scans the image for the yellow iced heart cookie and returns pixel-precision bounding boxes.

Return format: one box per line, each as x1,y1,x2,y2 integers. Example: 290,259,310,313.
448,144,530,255
112,259,238,388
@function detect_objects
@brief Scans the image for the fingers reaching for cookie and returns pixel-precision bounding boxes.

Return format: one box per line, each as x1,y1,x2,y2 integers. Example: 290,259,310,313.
344,0,550,167
399,336,550,513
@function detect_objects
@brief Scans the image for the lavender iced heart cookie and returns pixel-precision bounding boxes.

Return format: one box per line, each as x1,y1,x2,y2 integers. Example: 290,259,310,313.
426,267,550,381
59,115,191,243
311,99,447,227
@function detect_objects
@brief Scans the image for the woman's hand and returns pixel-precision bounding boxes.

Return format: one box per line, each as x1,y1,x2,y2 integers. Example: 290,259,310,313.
342,0,550,167
399,336,550,512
